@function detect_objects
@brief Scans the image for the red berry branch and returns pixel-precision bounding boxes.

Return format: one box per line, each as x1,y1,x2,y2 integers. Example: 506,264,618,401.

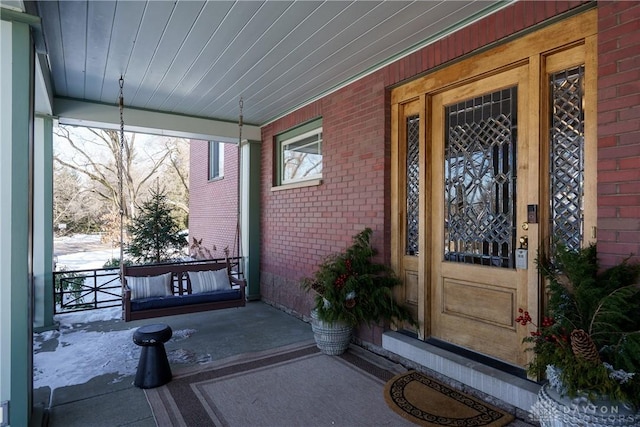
334,257,356,290
516,308,568,343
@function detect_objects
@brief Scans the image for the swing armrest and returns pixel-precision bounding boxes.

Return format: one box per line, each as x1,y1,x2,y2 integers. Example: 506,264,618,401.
229,276,247,298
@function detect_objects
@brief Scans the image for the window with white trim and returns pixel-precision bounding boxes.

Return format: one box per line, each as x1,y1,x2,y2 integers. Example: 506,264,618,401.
208,141,224,180
277,120,322,185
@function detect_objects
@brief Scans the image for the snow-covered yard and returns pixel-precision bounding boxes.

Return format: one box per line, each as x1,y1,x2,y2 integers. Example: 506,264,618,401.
54,233,117,271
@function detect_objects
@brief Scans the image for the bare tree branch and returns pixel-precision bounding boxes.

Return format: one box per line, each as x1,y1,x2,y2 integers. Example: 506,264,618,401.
53,125,190,236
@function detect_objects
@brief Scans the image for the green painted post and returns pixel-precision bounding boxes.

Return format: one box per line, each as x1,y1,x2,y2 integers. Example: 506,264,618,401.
0,18,34,427
243,140,261,300
33,116,55,331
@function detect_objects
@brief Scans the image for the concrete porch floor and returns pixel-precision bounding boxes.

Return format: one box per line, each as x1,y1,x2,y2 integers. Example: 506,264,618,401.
33,302,536,426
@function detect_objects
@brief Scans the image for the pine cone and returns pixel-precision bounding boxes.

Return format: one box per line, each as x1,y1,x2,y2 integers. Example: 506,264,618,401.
570,329,600,363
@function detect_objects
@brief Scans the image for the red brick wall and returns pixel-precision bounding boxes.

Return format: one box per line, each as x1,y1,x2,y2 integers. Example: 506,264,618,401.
260,76,390,313
260,1,589,319
188,140,239,259
597,1,640,268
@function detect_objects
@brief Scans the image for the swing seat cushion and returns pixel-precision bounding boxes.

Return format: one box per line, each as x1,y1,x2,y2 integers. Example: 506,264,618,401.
130,288,242,312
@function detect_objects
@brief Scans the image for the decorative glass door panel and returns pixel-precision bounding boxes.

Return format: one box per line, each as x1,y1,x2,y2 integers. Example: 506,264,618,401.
406,115,420,256
444,88,517,268
549,66,586,251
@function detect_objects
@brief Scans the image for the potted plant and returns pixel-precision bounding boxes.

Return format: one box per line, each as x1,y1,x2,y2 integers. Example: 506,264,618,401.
302,228,417,355
517,243,640,426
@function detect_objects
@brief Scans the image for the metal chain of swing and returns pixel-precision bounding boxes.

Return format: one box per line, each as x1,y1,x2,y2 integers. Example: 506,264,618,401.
118,76,125,276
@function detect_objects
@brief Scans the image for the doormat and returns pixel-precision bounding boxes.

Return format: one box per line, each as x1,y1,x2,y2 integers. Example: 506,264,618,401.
145,342,417,426
383,371,515,427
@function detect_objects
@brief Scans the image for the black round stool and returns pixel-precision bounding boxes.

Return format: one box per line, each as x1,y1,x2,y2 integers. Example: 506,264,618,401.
133,323,173,389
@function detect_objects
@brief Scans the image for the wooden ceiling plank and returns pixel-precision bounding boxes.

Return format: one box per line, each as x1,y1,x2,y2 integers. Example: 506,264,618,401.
132,0,209,108
146,1,262,111
84,0,117,101
124,1,176,105
304,1,477,96
100,0,146,104
247,1,409,116
58,0,87,99
202,1,346,118
37,1,67,95
178,1,305,115
251,1,495,122
238,1,378,113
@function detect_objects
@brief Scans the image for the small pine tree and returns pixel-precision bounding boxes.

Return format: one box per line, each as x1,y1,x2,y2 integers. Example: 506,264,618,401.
126,185,187,263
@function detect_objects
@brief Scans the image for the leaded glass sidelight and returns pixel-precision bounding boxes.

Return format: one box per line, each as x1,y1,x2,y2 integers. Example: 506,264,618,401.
406,115,420,255
550,66,585,252
444,88,518,268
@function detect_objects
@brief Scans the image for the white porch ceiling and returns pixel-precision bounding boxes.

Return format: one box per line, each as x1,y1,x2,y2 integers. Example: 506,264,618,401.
29,0,507,126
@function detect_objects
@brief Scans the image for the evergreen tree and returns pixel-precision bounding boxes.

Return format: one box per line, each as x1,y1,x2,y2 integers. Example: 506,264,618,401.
126,184,187,263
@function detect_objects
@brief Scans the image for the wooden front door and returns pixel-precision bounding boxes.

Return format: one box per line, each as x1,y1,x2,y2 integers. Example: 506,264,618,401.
430,66,531,366
390,10,597,368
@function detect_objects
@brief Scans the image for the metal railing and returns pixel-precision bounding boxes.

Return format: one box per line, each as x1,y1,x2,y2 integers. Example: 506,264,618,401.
53,257,244,314
53,267,122,314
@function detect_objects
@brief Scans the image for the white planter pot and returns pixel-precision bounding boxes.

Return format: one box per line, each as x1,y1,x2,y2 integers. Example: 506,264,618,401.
531,384,640,427
310,309,352,355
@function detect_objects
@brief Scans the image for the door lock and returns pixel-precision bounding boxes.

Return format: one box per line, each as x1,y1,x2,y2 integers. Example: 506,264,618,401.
519,235,528,249
516,236,529,269
522,222,529,230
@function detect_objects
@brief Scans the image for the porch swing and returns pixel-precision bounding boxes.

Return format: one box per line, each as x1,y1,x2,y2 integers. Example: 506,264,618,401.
118,77,247,322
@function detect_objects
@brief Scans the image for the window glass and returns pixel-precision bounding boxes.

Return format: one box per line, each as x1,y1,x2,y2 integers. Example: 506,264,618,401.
281,128,322,184
208,141,224,180
275,118,323,186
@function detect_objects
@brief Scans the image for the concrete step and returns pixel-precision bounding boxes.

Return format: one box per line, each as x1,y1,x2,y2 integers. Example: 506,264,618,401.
382,331,540,413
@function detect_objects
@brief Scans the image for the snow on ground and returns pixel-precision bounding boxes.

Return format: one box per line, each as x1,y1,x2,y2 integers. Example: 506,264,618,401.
54,233,101,244
55,233,117,270
34,319,139,390
54,306,122,325
56,249,117,270
34,305,201,391
34,305,200,390
34,234,199,391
